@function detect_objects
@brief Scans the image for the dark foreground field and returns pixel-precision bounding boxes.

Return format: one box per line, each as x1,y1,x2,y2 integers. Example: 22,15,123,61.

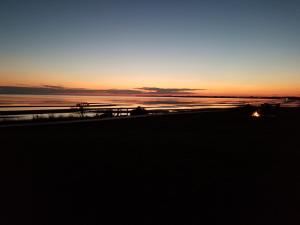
1,108,300,225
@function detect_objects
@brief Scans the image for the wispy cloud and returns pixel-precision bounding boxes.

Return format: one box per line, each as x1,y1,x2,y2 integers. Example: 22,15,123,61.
136,87,205,95
0,85,204,96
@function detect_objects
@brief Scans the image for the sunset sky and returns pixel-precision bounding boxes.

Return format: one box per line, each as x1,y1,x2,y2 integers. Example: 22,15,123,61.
0,0,299,96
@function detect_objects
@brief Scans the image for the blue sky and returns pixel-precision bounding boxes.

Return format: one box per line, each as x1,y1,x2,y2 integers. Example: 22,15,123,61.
0,0,300,96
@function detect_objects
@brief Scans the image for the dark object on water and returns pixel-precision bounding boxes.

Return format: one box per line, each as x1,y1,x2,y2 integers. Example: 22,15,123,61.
98,111,113,118
130,106,148,116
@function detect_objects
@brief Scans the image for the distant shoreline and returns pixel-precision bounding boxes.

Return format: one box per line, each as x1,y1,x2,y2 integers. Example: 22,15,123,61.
0,93,299,99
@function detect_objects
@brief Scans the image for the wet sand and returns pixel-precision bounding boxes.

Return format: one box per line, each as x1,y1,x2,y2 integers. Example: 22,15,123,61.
1,108,300,225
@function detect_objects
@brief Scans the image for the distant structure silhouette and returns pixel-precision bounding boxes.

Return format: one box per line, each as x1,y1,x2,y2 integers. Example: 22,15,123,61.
130,106,148,116
75,102,90,117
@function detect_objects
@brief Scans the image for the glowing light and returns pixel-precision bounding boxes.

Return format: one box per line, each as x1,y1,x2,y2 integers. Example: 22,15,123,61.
252,111,260,118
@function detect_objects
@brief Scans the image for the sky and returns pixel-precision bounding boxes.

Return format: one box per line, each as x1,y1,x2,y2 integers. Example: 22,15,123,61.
0,0,299,96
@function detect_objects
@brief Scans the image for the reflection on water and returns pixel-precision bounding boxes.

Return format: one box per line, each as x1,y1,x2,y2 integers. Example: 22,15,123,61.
0,94,299,121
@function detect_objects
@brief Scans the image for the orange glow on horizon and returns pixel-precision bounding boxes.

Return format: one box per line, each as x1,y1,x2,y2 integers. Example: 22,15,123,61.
0,70,299,97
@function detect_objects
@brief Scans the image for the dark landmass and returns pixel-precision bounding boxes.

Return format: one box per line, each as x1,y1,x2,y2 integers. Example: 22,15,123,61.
1,108,300,225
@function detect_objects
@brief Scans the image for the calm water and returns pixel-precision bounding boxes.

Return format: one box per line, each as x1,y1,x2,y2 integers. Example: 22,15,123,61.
0,94,298,121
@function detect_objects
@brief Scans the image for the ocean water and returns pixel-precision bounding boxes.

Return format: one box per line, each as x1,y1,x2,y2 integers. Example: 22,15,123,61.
0,94,298,121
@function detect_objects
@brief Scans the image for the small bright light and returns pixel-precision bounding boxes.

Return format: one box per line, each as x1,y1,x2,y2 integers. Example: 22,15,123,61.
252,111,260,118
